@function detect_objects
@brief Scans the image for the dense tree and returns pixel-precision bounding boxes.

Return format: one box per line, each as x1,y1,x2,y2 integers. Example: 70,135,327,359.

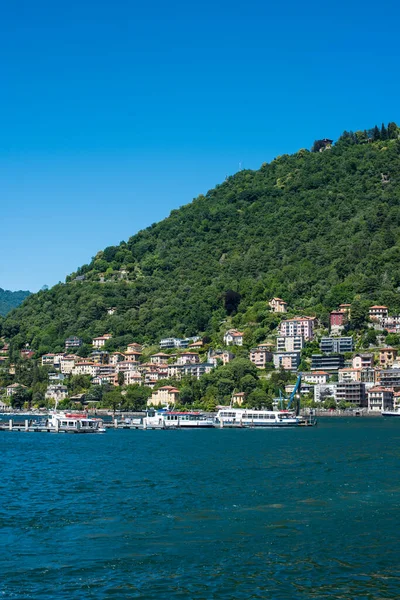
2,122,400,353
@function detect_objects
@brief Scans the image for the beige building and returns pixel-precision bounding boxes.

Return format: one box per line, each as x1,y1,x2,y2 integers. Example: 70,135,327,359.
150,353,171,365
148,386,180,407
60,356,76,374
231,391,246,406
268,297,288,313
176,352,200,365
71,362,99,377
379,348,397,368
338,368,362,382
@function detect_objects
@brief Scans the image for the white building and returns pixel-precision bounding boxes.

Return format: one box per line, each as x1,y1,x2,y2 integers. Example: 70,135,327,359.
279,317,315,341
71,362,99,377
276,336,304,352
314,383,338,403
60,356,76,374
302,371,329,384
92,334,112,348
367,387,394,412
223,329,244,346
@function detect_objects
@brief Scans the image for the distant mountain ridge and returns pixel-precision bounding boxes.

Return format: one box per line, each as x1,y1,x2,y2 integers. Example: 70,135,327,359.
0,288,31,317
2,122,400,353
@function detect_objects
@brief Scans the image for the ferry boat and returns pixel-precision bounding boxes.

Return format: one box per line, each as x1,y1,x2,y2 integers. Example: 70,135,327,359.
144,410,215,429
382,410,400,417
47,412,106,433
215,408,299,427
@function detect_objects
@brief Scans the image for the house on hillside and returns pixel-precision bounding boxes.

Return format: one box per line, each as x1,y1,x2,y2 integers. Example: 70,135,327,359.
369,305,388,321
249,346,273,369
92,334,112,348
279,317,315,341
65,336,83,349
150,352,171,365
380,348,397,368
223,329,244,346
45,385,68,402
268,298,287,313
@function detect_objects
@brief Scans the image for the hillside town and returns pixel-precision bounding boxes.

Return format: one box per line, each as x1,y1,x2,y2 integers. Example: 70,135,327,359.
1,297,400,413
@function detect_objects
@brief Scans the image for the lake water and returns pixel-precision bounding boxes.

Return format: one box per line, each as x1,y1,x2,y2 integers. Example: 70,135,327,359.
1,418,400,599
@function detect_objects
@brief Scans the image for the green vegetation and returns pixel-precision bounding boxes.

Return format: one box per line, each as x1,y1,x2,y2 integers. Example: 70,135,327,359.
2,123,400,354
0,288,30,317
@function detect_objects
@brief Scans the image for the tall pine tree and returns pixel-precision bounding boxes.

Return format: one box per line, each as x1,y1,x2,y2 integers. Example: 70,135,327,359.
381,123,388,140
373,125,380,141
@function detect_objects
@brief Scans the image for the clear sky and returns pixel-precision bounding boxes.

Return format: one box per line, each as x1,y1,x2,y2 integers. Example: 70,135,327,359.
1,0,399,292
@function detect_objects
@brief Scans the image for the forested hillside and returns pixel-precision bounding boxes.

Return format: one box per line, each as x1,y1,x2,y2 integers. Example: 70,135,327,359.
0,288,30,317
3,124,400,354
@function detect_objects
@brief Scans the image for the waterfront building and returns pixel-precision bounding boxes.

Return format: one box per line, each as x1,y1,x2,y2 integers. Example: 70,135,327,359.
6,383,27,397
45,384,68,402
231,391,246,406
320,337,354,354
148,385,180,407
314,383,338,403
336,382,366,406
367,387,394,412
311,354,345,372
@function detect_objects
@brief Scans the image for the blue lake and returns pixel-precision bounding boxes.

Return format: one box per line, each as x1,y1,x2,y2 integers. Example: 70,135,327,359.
1,418,400,599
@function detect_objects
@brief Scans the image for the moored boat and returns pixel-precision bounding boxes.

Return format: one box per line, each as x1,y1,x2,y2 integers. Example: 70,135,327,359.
382,410,400,417
48,412,106,433
144,410,215,429
215,408,299,427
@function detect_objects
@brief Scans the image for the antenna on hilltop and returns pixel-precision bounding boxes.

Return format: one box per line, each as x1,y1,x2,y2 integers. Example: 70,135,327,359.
239,161,242,171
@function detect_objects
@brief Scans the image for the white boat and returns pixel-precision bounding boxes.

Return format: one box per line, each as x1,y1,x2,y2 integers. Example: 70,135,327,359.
144,410,215,429
47,412,106,433
215,408,299,427
382,410,400,417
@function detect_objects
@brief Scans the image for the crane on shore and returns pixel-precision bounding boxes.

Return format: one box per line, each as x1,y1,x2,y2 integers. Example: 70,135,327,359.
278,374,302,414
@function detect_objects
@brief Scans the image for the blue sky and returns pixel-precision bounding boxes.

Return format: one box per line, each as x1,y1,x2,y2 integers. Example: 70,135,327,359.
1,0,399,291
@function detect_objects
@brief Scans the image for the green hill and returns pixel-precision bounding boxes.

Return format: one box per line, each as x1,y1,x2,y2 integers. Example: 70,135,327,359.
3,123,400,354
0,288,31,317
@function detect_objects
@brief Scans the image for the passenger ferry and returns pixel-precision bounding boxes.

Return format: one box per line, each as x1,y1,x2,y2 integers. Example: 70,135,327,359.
48,412,106,433
144,410,215,429
215,408,299,427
